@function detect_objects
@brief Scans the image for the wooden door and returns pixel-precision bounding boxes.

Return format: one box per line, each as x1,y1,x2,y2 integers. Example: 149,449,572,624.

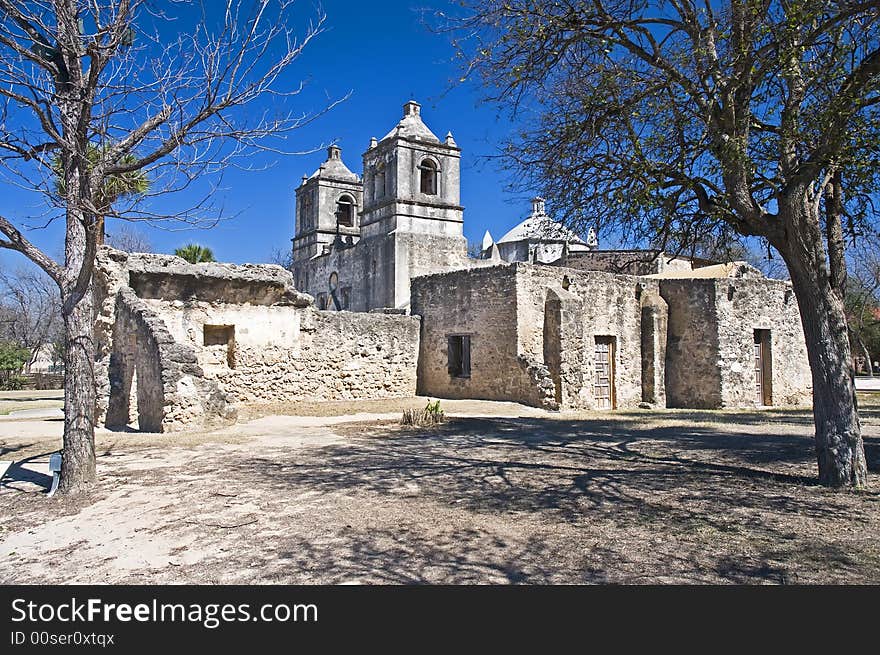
594,337,615,410
754,331,771,405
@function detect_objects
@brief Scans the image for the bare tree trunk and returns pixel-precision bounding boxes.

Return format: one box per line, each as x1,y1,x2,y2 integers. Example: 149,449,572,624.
850,327,874,376
786,259,868,487
57,285,96,493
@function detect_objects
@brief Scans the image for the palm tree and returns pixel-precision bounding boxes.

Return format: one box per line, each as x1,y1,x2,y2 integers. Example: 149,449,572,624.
53,144,150,245
174,244,215,263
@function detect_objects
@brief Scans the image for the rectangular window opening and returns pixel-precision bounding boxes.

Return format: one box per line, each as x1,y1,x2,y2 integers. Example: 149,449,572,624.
203,324,235,368
447,335,471,379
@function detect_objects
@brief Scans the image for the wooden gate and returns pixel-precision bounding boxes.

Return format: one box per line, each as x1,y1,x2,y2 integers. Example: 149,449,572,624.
594,336,615,410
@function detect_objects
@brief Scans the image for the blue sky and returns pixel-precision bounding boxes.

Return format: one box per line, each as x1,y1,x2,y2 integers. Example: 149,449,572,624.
1,0,546,270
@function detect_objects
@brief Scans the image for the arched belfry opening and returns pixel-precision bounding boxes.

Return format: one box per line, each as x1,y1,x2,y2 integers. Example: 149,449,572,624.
336,194,355,227
419,158,438,195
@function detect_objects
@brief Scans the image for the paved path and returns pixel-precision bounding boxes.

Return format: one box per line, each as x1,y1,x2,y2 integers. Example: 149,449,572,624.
856,377,880,391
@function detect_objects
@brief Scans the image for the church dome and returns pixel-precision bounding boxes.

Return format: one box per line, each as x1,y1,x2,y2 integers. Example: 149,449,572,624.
497,197,588,246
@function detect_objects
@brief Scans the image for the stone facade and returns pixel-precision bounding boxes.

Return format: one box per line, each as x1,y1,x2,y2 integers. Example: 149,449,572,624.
292,101,476,312
661,277,810,408
95,248,419,432
411,259,811,411
411,263,668,411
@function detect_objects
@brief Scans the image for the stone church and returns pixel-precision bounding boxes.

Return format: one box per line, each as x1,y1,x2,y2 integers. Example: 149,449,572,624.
90,101,812,434
292,100,473,312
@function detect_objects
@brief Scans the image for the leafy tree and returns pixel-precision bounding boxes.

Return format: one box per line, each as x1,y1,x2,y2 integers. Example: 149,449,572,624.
0,342,29,390
449,0,880,487
0,1,335,494
174,244,215,264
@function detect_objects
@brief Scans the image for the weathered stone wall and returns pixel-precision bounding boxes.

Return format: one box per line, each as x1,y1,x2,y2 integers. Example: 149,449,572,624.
412,263,663,411
106,288,235,432
660,279,723,408
712,278,811,406
411,264,553,407
659,277,811,408
516,265,660,410
145,299,419,404
96,248,420,432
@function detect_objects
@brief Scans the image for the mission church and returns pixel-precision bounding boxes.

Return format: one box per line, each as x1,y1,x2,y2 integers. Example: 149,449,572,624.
90,101,813,436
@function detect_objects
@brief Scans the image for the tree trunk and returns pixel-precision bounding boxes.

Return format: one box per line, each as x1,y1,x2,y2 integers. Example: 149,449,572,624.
57,283,97,494
851,328,874,377
786,262,868,488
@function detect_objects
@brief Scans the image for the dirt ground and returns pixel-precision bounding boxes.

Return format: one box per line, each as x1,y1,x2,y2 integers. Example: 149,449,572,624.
1,394,878,584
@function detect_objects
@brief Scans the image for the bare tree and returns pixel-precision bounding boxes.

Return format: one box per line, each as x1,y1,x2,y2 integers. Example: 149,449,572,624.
0,1,340,494
447,0,880,488
267,245,293,271
0,265,62,370
105,223,152,253
846,235,880,375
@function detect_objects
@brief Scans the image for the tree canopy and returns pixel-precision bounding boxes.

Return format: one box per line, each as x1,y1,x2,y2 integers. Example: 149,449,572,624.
448,0,880,487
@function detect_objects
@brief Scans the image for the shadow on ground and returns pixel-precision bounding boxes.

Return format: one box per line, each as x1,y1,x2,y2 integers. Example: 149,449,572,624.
212,414,879,584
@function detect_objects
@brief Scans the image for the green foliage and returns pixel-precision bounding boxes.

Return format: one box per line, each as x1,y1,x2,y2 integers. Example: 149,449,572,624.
53,143,149,213
0,342,30,390
174,244,215,264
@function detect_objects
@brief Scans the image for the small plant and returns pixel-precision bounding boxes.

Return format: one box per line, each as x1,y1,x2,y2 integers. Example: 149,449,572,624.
401,399,446,427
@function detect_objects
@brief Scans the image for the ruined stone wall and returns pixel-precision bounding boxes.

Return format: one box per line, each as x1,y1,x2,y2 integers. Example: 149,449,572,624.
516,265,658,410
660,279,723,408
712,278,811,406
145,299,419,404
106,289,235,432
411,264,554,408
96,248,420,432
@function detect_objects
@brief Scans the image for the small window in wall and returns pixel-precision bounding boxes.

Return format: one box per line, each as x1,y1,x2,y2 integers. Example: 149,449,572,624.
447,335,471,378
340,287,351,310
317,292,328,310
203,324,235,368
336,195,355,227
419,158,438,195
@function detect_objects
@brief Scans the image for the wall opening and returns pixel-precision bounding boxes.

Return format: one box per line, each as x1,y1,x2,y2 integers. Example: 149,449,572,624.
204,324,235,368
754,329,772,406
336,195,355,227
447,335,471,378
594,336,616,409
543,296,563,404
419,159,438,195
